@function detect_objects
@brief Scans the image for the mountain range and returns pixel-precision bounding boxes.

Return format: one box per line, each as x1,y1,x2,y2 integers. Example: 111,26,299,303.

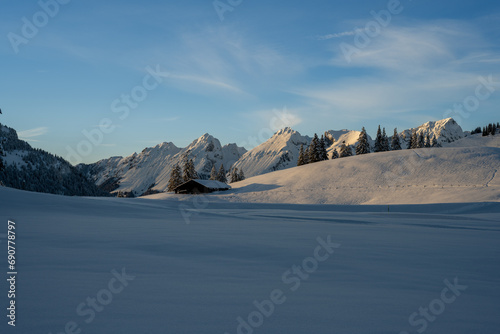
0,118,467,197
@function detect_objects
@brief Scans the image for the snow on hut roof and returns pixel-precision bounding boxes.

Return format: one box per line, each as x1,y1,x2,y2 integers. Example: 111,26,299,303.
190,179,231,190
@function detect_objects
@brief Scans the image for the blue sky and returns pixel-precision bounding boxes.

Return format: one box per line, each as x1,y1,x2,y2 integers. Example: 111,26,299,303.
1,0,499,164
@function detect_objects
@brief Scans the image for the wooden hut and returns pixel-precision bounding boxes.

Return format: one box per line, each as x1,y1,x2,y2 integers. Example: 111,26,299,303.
174,179,231,194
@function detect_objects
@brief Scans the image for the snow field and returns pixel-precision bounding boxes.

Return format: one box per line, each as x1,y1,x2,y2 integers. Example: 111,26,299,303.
0,186,499,333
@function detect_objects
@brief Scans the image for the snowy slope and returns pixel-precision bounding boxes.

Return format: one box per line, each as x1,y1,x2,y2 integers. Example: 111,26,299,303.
1,186,499,334
193,135,500,205
230,127,310,178
79,134,247,196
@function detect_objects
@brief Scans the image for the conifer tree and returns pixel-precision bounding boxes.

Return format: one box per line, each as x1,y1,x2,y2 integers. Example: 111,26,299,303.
391,128,401,150
382,127,390,151
431,136,440,147
424,134,431,148
209,165,217,180
303,145,310,165
217,164,227,183
319,135,329,161
355,127,370,155
167,164,183,192
238,169,245,181
374,125,383,152
409,129,418,149
0,147,4,172
308,134,320,163
417,133,425,148
339,141,352,158
297,144,306,166
183,158,198,181
331,149,339,159
230,167,239,183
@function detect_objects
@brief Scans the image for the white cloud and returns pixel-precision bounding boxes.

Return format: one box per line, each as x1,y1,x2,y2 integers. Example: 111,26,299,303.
317,29,363,40
169,73,244,94
248,106,303,131
293,20,500,122
18,127,49,140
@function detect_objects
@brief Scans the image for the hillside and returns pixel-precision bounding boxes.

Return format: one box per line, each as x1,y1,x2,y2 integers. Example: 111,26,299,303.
148,134,500,205
0,123,108,196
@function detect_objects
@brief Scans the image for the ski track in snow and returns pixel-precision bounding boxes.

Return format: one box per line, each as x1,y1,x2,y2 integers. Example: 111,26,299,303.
485,168,498,187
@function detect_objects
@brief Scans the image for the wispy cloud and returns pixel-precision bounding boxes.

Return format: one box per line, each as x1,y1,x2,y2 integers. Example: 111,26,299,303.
317,29,363,40
293,19,500,123
169,73,244,94
18,127,48,141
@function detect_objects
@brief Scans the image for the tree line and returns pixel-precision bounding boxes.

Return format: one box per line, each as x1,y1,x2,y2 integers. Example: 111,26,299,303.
297,125,441,167
471,122,499,136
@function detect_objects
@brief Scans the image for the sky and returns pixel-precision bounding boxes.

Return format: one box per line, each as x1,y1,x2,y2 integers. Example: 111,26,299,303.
1,0,499,164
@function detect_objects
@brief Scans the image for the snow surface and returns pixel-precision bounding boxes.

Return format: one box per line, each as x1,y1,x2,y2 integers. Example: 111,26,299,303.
0,186,499,334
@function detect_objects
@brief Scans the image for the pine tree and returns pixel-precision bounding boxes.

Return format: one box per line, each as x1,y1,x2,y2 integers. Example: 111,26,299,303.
230,167,239,183
238,169,245,182
382,127,390,151
303,145,310,165
424,134,431,148
417,133,425,148
482,126,488,136
319,135,328,161
0,148,4,173
183,158,198,182
391,128,401,150
492,123,497,136
339,141,352,158
431,136,439,147
167,164,183,192
355,127,370,155
488,123,493,135
331,149,339,159
297,144,306,166
217,164,227,183
209,165,217,180
409,129,418,149
374,125,383,152
308,134,320,163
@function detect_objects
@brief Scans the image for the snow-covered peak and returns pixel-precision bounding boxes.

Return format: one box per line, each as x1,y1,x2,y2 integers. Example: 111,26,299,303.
400,117,464,145
80,133,246,196
231,128,310,178
274,127,295,136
